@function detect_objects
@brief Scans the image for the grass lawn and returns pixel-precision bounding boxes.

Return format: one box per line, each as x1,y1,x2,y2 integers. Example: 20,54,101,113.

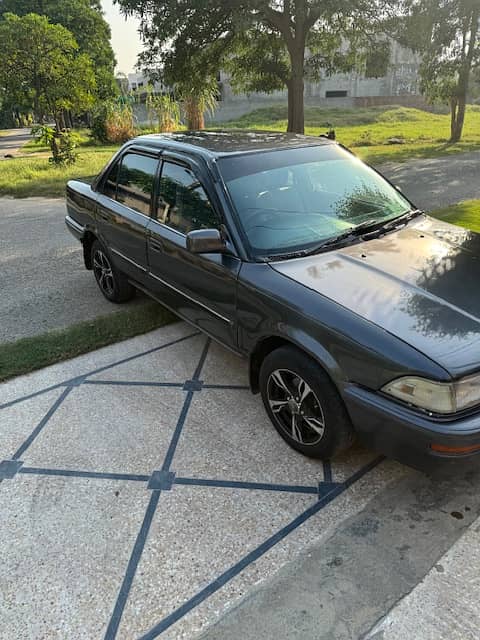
430,199,480,233
0,144,117,198
0,300,174,383
0,105,479,197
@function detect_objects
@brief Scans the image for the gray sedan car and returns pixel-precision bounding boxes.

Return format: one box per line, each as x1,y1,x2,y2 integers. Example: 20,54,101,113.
66,131,480,464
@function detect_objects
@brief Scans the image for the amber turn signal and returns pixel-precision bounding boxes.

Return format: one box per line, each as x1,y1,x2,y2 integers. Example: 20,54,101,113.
431,443,480,455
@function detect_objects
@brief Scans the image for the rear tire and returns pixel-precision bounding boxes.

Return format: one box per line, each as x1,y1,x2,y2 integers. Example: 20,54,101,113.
259,346,355,460
91,240,135,303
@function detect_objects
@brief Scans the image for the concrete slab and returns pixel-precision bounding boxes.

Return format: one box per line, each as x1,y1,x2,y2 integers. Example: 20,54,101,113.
197,466,480,640
23,385,186,475
0,323,412,639
365,515,480,640
0,474,148,639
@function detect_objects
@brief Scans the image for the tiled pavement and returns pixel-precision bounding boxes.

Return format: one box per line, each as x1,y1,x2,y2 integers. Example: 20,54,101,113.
0,322,407,639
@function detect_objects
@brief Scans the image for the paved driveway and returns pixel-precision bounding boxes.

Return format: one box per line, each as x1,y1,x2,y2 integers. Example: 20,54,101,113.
0,322,407,639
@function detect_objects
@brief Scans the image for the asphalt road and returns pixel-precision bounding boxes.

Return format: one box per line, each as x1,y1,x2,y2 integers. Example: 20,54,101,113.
380,150,480,210
0,128,31,158
0,197,145,344
1,150,479,343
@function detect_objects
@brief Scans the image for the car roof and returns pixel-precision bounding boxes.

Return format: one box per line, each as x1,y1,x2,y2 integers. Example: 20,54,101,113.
129,129,333,158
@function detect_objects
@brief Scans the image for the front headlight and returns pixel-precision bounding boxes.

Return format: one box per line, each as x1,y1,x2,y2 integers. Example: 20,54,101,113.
382,373,480,414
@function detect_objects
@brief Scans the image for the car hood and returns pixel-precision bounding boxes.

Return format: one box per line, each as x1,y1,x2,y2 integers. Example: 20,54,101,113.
271,215,480,378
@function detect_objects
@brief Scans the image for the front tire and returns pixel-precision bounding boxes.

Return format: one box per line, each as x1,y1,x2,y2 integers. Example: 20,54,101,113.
259,346,355,460
91,240,135,303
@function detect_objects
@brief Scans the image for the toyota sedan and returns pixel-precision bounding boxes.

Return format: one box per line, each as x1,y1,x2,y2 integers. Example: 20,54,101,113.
65,131,480,463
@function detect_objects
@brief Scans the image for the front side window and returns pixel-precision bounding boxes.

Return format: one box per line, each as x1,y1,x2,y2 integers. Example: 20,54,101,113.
116,153,159,216
157,161,219,234
219,145,411,257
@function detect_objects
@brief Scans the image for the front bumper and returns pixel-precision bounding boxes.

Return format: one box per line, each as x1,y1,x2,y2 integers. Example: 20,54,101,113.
344,384,480,466
65,215,85,241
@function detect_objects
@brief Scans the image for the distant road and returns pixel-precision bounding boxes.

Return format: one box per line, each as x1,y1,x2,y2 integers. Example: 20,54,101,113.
380,150,480,210
0,128,31,158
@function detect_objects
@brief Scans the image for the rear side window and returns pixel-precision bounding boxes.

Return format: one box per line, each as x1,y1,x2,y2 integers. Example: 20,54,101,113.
157,161,219,234
116,153,159,216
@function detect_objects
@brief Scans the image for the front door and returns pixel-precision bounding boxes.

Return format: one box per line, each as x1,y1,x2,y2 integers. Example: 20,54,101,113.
146,158,240,348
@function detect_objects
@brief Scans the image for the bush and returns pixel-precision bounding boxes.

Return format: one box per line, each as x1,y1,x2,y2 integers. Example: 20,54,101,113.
91,103,109,142
91,101,136,144
104,102,136,143
31,125,79,165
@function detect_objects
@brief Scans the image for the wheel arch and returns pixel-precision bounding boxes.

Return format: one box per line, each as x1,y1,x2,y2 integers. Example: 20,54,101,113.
249,330,343,394
82,229,98,270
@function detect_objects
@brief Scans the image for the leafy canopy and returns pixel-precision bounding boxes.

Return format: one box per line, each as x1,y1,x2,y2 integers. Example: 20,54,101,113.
0,13,96,121
115,0,391,132
0,0,117,100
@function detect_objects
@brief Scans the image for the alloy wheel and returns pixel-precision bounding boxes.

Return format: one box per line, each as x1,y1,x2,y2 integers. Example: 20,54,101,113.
93,249,115,297
267,368,325,445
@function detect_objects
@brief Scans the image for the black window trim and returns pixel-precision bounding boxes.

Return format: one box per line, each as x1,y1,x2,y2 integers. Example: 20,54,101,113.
97,146,162,220
153,154,223,238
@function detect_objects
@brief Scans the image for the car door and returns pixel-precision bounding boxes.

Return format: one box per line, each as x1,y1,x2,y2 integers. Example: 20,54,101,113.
146,157,241,348
96,149,160,281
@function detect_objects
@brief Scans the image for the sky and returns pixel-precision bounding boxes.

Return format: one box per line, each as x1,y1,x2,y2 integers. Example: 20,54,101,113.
101,0,143,75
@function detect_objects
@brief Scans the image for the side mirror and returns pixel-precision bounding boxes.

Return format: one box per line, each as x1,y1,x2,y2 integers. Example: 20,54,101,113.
186,228,227,254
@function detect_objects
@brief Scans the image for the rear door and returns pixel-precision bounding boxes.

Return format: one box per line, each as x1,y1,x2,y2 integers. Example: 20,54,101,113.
96,149,160,281
146,157,241,348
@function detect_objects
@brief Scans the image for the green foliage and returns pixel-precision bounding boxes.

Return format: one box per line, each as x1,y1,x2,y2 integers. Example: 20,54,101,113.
220,104,480,163
116,0,391,133
393,0,480,141
0,13,96,124
175,76,219,130
31,124,79,165
90,100,136,143
145,91,181,132
0,0,117,101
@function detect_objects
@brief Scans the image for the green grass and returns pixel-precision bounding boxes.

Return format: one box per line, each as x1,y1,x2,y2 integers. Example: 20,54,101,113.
0,301,175,383
220,105,480,165
430,199,480,233
0,144,118,197
1,105,480,197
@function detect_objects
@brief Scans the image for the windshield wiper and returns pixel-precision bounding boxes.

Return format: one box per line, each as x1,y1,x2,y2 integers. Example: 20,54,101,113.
265,209,425,261
301,218,383,255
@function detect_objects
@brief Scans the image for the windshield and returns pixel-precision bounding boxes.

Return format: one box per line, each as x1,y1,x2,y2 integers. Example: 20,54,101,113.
218,145,412,258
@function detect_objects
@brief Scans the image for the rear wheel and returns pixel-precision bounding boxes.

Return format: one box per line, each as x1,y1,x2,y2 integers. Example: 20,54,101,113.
259,346,355,459
91,240,135,303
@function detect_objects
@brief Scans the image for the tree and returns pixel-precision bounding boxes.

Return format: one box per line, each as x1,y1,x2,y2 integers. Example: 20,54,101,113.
394,0,480,142
0,0,117,101
115,0,390,134
0,13,96,127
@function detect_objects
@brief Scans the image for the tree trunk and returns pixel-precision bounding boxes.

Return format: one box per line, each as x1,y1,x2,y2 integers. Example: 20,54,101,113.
450,95,466,143
184,96,205,130
449,5,479,143
450,97,458,142
287,48,305,134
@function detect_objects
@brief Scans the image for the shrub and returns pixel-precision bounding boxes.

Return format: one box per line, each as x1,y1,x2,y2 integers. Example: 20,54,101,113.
146,92,181,132
91,101,136,144
104,102,136,143
31,125,79,165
